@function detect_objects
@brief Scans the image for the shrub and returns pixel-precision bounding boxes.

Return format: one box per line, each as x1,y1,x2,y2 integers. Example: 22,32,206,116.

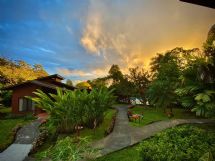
139,125,215,161
29,87,115,133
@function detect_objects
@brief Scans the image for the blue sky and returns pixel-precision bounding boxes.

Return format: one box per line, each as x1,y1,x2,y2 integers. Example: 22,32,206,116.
0,0,215,83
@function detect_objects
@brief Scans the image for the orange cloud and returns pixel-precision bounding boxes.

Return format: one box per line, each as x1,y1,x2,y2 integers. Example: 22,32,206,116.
81,0,215,75
57,67,108,78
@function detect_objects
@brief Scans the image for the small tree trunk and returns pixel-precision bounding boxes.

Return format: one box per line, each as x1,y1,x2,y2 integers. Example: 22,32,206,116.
93,119,97,135
203,108,206,117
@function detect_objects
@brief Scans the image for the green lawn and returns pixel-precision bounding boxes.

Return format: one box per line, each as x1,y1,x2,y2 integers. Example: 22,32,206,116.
95,144,141,161
0,118,30,151
0,107,11,114
0,107,35,151
129,106,196,127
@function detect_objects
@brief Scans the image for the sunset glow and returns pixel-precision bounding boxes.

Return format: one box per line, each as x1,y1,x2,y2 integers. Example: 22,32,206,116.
1,0,215,83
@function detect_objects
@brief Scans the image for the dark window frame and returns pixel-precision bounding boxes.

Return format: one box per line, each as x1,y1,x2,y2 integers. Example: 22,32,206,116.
18,97,34,112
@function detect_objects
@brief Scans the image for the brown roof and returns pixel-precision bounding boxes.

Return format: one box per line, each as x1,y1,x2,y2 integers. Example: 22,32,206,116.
36,74,64,81
2,74,75,91
180,0,215,8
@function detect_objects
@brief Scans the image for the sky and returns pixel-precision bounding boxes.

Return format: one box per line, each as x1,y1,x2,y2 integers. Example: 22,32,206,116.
0,0,215,84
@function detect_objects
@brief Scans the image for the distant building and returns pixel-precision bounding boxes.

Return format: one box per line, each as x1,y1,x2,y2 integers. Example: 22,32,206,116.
3,74,75,115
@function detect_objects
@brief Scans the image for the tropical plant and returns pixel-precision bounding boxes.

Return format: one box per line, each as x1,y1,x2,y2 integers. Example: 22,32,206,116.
192,90,215,117
84,87,116,128
28,87,115,133
28,88,83,133
175,46,215,117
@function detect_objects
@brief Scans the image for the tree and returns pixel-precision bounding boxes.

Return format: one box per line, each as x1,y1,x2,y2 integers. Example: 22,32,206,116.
128,67,150,104
33,64,48,77
0,57,48,85
108,64,123,84
87,77,107,89
0,57,48,107
76,81,92,90
110,76,134,103
0,83,12,107
66,79,73,86
147,49,180,113
150,47,200,78
107,65,135,103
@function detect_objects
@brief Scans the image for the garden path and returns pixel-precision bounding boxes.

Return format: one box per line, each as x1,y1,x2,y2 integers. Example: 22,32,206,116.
0,120,41,161
92,105,215,157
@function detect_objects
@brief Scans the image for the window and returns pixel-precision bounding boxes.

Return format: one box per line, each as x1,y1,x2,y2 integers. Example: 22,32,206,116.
18,97,34,112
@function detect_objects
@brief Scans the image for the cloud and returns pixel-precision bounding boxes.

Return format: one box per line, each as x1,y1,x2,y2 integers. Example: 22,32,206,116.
36,47,56,54
57,67,108,78
81,0,215,73
1,0,215,82
66,25,73,35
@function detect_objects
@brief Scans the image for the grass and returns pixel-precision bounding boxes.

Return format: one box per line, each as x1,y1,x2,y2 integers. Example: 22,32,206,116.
95,144,141,161
32,108,117,159
0,107,11,114
0,118,31,151
95,123,215,161
129,106,196,127
0,106,35,151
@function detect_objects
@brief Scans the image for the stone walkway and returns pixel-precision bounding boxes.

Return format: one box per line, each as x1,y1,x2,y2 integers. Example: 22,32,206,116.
0,120,41,161
93,105,215,156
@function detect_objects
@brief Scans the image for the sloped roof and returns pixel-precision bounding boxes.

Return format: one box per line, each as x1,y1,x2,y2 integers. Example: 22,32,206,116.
37,74,64,81
180,0,215,9
1,74,75,91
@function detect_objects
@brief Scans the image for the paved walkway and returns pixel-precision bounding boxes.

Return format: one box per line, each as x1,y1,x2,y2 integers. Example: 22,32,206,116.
93,105,215,156
0,120,41,161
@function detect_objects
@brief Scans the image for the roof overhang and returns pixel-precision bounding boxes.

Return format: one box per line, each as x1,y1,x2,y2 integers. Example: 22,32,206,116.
37,74,64,81
180,0,215,9
1,80,76,91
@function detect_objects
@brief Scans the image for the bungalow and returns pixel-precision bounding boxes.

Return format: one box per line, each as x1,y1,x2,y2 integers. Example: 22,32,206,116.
3,74,75,115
